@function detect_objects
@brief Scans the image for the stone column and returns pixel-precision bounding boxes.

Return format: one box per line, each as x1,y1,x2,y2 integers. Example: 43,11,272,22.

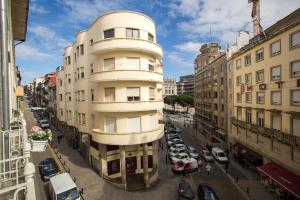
143,143,149,188
99,144,107,177
120,146,126,189
24,162,36,200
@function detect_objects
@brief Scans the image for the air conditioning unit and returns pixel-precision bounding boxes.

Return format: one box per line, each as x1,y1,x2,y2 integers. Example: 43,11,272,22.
259,84,267,90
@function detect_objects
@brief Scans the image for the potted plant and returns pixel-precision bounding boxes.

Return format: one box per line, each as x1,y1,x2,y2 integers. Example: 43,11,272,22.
29,128,50,152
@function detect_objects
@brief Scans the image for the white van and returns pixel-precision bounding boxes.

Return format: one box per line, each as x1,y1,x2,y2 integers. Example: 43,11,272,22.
211,147,228,163
49,173,80,200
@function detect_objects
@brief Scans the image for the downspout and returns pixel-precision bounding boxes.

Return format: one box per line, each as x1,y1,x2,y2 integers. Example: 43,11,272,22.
1,0,10,161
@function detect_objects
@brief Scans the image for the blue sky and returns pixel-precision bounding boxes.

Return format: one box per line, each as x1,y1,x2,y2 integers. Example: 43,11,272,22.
16,0,300,84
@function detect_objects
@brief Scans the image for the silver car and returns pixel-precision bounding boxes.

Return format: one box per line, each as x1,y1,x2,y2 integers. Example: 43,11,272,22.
201,149,214,162
186,146,199,159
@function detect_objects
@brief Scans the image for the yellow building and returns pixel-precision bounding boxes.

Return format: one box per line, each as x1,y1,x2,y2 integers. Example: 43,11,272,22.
228,9,300,175
56,11,164,190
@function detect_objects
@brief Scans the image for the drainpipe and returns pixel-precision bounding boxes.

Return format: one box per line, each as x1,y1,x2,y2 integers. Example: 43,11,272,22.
1,0,10,161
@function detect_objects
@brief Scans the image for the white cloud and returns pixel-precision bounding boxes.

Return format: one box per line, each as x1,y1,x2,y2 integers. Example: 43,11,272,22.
16,44,52,61
174,41,202,53
165,51,194,69
30,4,48,14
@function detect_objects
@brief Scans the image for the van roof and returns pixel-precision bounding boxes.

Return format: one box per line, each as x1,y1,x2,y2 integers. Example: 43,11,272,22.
50,173,77,194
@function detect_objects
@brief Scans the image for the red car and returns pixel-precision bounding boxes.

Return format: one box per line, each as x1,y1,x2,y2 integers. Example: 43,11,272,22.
172,158,203,174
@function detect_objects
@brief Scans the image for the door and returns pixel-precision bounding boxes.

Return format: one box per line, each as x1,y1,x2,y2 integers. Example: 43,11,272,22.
126,157,137,175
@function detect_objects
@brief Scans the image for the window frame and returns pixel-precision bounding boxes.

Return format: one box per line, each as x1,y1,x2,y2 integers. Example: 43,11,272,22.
256,92,265,104
256,48,264,62
290,60,300,78
270,40,281,57
270,65,281,81
103,28,115,39
271,90,282,105
126,28,140,38
236,59,241,70
244,54,251,66
290,30,300,49
245,92,252,103
256,70,264,83
291,89,300,106
127,87,140,101
148,33,154,42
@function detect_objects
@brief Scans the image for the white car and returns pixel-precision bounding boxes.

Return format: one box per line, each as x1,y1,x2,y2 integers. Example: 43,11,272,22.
212,147,228,163
39,119,50,128
201,150,214,162
168,148,187,158
186,146,199,159
170,144,186,152
170,152,189,164
175,128,181,133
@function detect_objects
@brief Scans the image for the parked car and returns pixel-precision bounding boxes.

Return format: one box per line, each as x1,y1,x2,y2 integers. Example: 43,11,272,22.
178,180,195,200
169,148,187,158
211,147,228,163
172,158,202,174
201,150,214,162
39,119,50,128
175,127,181,133
170,152,190,164
167,138,184,146
170,144,186,152
39,158,59,181
197,184,219,200
186,146,199,159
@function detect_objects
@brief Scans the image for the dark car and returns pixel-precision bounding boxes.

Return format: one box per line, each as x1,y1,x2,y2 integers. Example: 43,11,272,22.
39,158,59,181
197,184,219,200
178,180,195,200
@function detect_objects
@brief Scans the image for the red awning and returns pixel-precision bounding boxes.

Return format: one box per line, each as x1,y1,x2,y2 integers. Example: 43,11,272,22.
257,162,300,198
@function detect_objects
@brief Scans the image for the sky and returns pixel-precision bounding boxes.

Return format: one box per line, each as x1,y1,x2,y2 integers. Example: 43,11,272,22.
16,0,300,84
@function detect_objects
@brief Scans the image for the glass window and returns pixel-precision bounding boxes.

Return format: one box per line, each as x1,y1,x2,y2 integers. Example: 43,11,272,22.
80,44,84,55
256,48,264,62
291,90,300,106
236,59,241,69
104,58,115,71
91,89,94,101
271,91,281,105
237,108,242,120
236,76,242,85
149,115,156,130
127,87,140,101
127,117,141,132
149,87,155,100
256,70,264,83
104,29,114,39
291,60,300,78
126,57,140,70
148,60,155,71
257,92,265,104
106,117,116,133
244,54,251,66
246,110,252,123
246,92,252,103
236,93,242,103
272,114,281,131
245,73,252,85
107,159,120,175
290,31,300,48
67,56,71,65
271,66,281,80
148,33,154,42
270,40,281,56
257,112,264,127
82,113,86,124
105,87,115,102
126,28,139,38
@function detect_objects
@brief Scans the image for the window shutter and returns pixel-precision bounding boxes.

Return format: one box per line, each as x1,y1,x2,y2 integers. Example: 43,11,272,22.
127,117,140,132
272,115,281,130
133,29,139,38
104,58,115,71
106,117,116,133
272,67,280,77
292,118,300,136
127,88,140,96
292,32,300,47
272,42,280,53
149,88,155,99
126,28,132,37
105,88,115,102
149,115,156,130
292,61,300,76
293,90,300,103
126,58,140,70
272,92,281,104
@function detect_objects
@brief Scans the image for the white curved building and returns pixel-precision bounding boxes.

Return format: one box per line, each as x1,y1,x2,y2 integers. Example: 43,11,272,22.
56,11,164,189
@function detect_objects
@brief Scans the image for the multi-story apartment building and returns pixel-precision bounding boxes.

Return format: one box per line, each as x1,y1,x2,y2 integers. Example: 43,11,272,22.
56,11,164,190
163,78,177,97
228,9,300,176
176,74,195,95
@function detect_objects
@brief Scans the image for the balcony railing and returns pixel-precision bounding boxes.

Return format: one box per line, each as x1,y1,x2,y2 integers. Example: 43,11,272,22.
231,117,300,147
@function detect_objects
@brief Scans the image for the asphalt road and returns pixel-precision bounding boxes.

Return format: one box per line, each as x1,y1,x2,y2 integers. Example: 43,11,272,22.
167,113,247,200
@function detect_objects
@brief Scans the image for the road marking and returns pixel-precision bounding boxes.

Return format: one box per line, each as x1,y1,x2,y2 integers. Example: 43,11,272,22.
48,144,65,173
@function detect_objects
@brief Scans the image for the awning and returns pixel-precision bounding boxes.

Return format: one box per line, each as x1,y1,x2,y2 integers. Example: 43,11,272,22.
257,162,300,198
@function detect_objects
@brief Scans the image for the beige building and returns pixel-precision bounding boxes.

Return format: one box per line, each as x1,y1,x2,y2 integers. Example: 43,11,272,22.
56,11,164,190
228,9,300,175
163,78,177,97
177,74,194,95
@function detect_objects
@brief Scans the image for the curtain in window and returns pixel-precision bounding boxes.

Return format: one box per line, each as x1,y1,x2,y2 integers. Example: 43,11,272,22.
127,117,140,132
272,115,281,130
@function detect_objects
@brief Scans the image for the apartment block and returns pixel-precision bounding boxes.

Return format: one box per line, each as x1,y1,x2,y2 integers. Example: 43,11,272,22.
176,74,194,95
56,11,164,190
163,78,177,97
228,9,300,175
194,43,227,145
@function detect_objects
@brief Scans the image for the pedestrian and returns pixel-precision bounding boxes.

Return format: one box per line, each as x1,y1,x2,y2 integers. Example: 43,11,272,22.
205,163,211,176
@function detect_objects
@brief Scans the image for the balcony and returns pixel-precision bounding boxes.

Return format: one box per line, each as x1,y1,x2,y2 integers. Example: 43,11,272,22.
231,117,300,147
91,100,163,112
90,38,163,58
92,126,164,145
90,70,163,83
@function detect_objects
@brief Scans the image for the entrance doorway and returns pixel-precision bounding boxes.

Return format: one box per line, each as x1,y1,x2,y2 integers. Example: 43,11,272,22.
126,157,136,175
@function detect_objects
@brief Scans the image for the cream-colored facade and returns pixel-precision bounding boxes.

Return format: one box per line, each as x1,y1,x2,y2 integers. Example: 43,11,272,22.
163,78,177,97
56,11,164,190
228,9,300,175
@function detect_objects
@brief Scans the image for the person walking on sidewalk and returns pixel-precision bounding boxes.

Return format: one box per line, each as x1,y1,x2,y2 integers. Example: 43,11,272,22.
205,163,212,176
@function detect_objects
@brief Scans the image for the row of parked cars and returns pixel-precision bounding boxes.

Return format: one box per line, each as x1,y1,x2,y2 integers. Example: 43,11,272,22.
179,180,219,200
31,107,50,128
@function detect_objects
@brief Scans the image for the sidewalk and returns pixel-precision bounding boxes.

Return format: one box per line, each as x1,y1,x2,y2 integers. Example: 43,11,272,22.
170,115,274,200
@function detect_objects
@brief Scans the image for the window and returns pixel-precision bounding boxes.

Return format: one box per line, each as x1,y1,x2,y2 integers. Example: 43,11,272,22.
104,58,115,71
126,28,139,38
69,95,71,101
221,104,225,112
91,89,94,101
81,90,85,101
90,39,93,44
236,93,242,103
127,117,141,132
271,66,281,80
270,40,281,56
291,90,300,106
245,73,252,85
91,114,95,128
236,76,242,85
127,87,140,101
106,117,116,133
107,160,120,175
104,29,114,39
271,91,281,105
67,56,71,65
60,109,63,116
214,104,218,110
256,48,264,62
80,44,84,55
290,31,300,49
256,70,264,83
80,67,85,78
246,110,252,123
244,54,251,66
82,114,86,124
90,63,94,74
126,57,140,70
149,87,155,100
59,79,62,86
236,59,241,69
257,92,265,104
105,87,115,102
246,92,252,103
221,77,224,85
292,118,300,136
76,46,79,55
148,60,155,71
59,94,63,101
272,114,281,131
148,33,154,42
149,115,156,130
291,60,300,78
257,112,264,127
